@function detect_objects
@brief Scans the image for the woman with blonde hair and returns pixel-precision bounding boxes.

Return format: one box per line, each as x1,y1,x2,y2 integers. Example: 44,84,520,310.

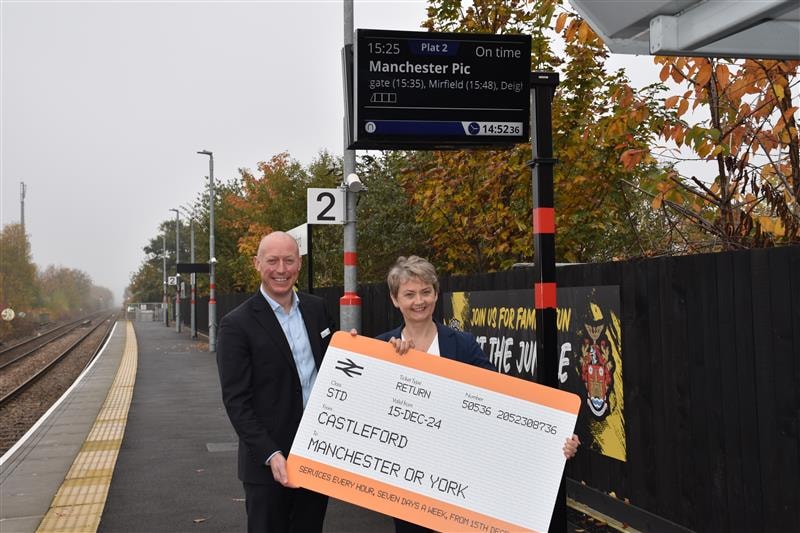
377,255,494,369
376,255,580,533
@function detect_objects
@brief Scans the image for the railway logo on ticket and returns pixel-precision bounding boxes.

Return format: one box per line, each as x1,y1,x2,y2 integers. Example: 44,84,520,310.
288,332,580,532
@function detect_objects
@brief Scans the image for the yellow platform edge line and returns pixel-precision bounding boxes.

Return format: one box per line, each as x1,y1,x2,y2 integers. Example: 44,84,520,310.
36,321,138,533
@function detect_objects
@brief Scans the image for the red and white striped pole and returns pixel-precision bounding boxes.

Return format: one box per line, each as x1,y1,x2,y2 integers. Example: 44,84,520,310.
341,229,361,332
340,0,361,333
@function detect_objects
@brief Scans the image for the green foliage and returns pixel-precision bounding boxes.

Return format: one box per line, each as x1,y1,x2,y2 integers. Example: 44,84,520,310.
127,217,196,303
356,151,430,282
126,259,165,304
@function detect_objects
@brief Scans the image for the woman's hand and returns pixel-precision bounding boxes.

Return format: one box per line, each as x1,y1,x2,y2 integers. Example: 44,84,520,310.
563,434,580,459
388,336,415,355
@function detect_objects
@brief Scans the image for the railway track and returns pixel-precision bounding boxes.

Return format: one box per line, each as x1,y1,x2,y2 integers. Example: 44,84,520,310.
0,312,118,455
0,312,107,368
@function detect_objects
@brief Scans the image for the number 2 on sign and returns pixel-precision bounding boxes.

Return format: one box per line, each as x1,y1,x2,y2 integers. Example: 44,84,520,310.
316,192,335,221
307,188,344,225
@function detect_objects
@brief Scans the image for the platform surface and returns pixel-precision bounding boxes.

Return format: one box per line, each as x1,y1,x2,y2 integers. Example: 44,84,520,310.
98,321,392,532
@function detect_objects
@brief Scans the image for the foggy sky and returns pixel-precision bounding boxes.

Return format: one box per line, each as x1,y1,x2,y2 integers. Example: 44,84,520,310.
1,1,658,303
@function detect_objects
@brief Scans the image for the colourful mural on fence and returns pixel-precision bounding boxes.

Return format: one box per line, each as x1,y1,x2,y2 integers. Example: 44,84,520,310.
444,287,625,462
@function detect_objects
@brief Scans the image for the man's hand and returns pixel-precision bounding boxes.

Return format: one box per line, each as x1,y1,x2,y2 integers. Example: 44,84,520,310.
268,453,297,488
563,434,580,459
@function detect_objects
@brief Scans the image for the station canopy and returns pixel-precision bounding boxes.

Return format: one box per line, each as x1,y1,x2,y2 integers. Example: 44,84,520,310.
569,0,800,59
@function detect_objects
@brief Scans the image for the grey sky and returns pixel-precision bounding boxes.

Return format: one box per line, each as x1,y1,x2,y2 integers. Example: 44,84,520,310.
1,1,658,304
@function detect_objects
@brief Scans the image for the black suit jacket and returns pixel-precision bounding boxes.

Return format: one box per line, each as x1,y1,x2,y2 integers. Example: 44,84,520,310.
376,322,496,371
217,291,335,484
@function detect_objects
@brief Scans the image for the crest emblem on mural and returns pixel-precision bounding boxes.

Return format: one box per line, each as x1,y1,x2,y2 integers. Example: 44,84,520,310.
580,323,614,417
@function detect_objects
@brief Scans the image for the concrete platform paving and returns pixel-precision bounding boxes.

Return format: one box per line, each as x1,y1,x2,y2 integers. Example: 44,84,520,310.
98,320,392,533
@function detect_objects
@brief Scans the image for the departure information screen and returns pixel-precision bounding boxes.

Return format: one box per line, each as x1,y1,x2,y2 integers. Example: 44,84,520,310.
352,29,531,150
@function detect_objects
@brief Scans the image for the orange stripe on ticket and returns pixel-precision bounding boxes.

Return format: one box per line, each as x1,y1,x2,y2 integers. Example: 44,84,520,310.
288,456,533,533
330,332,579,414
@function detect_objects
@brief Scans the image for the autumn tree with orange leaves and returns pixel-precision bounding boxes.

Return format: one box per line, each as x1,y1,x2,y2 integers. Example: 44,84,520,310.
408,0,797,272
626,56,799,250
0,224,38,336
403,0,675,273
210,151,343,290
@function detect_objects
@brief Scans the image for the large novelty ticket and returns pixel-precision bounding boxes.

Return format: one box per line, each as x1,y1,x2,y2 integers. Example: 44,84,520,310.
288,332,580,532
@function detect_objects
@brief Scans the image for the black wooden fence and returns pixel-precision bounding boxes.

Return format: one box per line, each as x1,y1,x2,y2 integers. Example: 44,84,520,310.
184,245,799,531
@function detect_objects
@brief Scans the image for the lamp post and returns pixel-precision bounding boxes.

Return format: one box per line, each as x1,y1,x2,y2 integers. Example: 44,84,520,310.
181,206,197,339
162,234,169,327
170,208,181,333
197,150,216,352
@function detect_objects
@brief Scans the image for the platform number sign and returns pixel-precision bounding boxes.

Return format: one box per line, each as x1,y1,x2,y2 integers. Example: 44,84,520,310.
307,188,345,225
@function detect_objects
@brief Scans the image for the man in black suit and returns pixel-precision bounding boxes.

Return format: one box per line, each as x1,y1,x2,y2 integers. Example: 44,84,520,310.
217,231,335,532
